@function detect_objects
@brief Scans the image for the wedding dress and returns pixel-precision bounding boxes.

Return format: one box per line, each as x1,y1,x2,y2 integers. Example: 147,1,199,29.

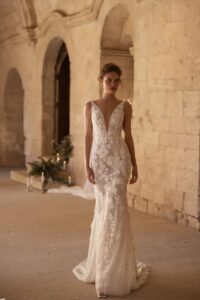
72,100,151,296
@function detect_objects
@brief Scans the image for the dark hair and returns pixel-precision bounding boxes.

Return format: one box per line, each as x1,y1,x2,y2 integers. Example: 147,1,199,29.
99,63,122,80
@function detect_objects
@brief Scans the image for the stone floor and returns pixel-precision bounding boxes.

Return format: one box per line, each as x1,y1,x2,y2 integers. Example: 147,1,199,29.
0,167,200,300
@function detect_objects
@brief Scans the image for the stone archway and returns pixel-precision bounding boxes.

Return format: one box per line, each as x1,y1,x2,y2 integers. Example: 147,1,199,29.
2,68,25,166
100,4,133,100
42,37,70,155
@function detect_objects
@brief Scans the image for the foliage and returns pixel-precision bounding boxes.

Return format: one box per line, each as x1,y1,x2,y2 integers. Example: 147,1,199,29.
28,156,62,181
53,135,74,162
28,135,74,187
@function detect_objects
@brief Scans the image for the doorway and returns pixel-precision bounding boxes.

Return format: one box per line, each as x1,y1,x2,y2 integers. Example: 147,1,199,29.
42,38,70,155
55,43,70,144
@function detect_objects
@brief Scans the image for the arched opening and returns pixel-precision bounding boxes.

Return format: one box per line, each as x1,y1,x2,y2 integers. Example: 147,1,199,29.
55,43,70,143
2,68,25,167
101,4,133,100
42,37,70,155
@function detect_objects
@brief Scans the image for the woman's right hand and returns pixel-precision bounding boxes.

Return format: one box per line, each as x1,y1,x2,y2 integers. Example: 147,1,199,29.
86,166,96,184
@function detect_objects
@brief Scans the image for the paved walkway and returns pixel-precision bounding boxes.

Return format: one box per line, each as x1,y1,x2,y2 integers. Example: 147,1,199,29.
0,168,200,300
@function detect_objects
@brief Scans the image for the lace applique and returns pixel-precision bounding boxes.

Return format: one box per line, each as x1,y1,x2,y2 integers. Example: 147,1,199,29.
72,100,151,296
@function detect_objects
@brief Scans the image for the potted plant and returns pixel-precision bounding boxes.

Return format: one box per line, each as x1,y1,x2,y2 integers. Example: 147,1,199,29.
28,156,62,192
28,135,74,192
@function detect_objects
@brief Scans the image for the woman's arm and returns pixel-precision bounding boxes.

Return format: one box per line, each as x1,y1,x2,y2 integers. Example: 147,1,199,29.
84,101,95,184
123,101,138,184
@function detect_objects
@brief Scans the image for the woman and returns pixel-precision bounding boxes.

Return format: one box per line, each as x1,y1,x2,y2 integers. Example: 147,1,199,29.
72,63,150,298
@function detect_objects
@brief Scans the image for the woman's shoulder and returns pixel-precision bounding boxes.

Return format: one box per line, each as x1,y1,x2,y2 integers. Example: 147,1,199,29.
85,99,100,106
84,99,97,113
85,100,94,108
123,100,132,117
123,99,132,109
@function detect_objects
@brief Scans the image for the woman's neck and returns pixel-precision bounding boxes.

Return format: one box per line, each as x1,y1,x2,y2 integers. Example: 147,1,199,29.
101,93,117,102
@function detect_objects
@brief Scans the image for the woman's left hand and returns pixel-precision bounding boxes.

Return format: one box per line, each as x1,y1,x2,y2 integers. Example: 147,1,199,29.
129,165,138,184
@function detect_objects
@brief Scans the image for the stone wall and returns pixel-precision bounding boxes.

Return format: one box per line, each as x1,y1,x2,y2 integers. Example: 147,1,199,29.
127,0,200,230
0,0,199,230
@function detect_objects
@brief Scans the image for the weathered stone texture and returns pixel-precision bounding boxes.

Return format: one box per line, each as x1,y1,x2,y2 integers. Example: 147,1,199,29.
132,0,200,230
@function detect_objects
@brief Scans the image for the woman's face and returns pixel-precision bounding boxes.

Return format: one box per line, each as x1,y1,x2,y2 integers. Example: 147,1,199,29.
101,72,120,95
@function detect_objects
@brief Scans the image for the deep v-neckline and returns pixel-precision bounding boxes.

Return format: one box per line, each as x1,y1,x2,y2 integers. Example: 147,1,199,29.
92,100,124,133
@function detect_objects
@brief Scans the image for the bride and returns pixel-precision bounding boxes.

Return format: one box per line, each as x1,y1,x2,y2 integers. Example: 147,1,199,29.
72,63,151,298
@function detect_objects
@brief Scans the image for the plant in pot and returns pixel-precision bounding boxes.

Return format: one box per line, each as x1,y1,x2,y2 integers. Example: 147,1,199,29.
28,156,63,192
28,135,74,191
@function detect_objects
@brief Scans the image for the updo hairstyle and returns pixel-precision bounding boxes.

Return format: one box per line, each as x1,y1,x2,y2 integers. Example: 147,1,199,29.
99,63,122,81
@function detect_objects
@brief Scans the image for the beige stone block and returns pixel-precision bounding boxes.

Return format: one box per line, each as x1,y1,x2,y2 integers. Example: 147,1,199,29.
134,58,147,81
152,1,170,25
160,168,177,189
164,147,185,169
149,90,166,116
132,128,146,144
159,132,177,147
137,162,148,182
176,211,188,227
143,162,163,185
159,205,177,222
134,142,144,163
165,21,188,53
134,12,151,49
132,91,149,117
164,188,183,211
185,119,200,135
183,91,200,118
148,200,160,217
133,195,148,213
187,215,200,231
153,185,165,205
148,56,166,79
183,191,200,217
132,99,140,117
143,130,159,145
151,116,170,132
134,47,149,59
149,25,168,56
165,54,185,79
10,169,27,185
177,169,199,192
169,118,186,134
170,0,188,22
132,116,143,130
139,114,154,131
166,91,183,117
10,169,52,190
148,78,175,90
144,143,164,165
141,182,154,201
185,149,199,173
177,134,199,150
183,74,200,90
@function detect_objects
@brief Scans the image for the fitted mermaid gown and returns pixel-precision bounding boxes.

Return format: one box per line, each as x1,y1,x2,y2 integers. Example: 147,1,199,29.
72,100,151,296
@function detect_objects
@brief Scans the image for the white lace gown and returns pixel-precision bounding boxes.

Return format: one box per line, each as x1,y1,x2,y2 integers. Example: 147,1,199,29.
72,100,151,296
